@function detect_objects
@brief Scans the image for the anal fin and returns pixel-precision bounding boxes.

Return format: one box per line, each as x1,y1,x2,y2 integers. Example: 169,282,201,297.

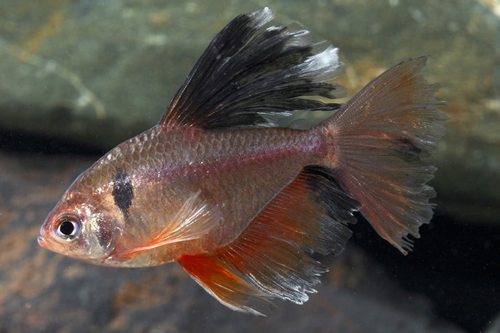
178,166,359,314
178,254,272,315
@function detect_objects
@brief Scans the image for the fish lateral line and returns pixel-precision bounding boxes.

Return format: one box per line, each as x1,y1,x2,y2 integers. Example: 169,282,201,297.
121,125,326,181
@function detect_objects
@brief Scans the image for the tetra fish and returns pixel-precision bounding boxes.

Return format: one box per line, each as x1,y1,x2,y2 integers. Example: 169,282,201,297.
38,8,447,314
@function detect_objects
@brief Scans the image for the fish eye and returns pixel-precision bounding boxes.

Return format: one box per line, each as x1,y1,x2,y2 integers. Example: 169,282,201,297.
55,216,80,240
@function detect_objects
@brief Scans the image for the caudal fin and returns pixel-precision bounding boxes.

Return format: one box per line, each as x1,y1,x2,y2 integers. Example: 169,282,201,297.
322,57,447,254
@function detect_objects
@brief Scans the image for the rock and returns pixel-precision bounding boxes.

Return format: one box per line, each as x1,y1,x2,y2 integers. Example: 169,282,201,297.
1,1,499,226
1,0,499,224
0,152,463,332
486,311,500,333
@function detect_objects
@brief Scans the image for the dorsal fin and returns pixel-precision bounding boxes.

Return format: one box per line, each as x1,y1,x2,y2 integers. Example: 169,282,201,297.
159,8,345,129
178,166,359,314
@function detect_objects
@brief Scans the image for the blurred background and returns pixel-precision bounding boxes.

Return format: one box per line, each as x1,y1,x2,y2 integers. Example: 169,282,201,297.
1,0,499,332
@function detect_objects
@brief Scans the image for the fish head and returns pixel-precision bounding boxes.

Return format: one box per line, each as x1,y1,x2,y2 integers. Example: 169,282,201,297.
38,188,117,264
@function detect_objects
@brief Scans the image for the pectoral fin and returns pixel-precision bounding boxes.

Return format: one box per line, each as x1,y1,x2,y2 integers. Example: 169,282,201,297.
120,191,219,257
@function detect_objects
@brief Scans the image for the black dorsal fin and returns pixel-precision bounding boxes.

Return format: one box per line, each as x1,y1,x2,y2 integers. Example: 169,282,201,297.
159,8,346,130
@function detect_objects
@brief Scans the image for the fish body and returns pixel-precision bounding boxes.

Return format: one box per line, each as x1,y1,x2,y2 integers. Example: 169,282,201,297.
38,8,446,314
43,125,321,267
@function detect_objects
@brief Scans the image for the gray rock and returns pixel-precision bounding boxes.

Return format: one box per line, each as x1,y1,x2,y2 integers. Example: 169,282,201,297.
1,1,499,226
486,311,500,333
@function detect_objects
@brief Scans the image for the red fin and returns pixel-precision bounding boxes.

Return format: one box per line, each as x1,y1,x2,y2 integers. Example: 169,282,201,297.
178,167,359,314
324,56,447,254
177,254,272,315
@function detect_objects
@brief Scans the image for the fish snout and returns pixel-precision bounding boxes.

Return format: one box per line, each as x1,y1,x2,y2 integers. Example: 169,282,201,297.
37,235,46,247
38,219,50,248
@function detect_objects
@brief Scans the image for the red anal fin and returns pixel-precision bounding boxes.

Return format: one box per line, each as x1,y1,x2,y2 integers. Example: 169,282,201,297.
178,254,272,315
178,166,359,314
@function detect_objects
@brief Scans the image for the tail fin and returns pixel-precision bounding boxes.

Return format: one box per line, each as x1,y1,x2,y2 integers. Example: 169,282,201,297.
322,56,447,254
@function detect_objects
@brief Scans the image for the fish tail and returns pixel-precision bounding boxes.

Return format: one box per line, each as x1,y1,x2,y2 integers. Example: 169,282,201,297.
320,56,447,254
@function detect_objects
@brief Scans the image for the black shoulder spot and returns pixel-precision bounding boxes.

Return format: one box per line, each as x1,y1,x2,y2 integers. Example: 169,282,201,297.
112,170,134,217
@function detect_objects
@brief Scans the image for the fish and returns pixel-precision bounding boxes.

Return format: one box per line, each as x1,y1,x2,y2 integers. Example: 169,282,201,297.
38,7,447,315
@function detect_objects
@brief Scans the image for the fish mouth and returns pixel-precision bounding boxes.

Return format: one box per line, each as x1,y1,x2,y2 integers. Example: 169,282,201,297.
37,236,46,247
